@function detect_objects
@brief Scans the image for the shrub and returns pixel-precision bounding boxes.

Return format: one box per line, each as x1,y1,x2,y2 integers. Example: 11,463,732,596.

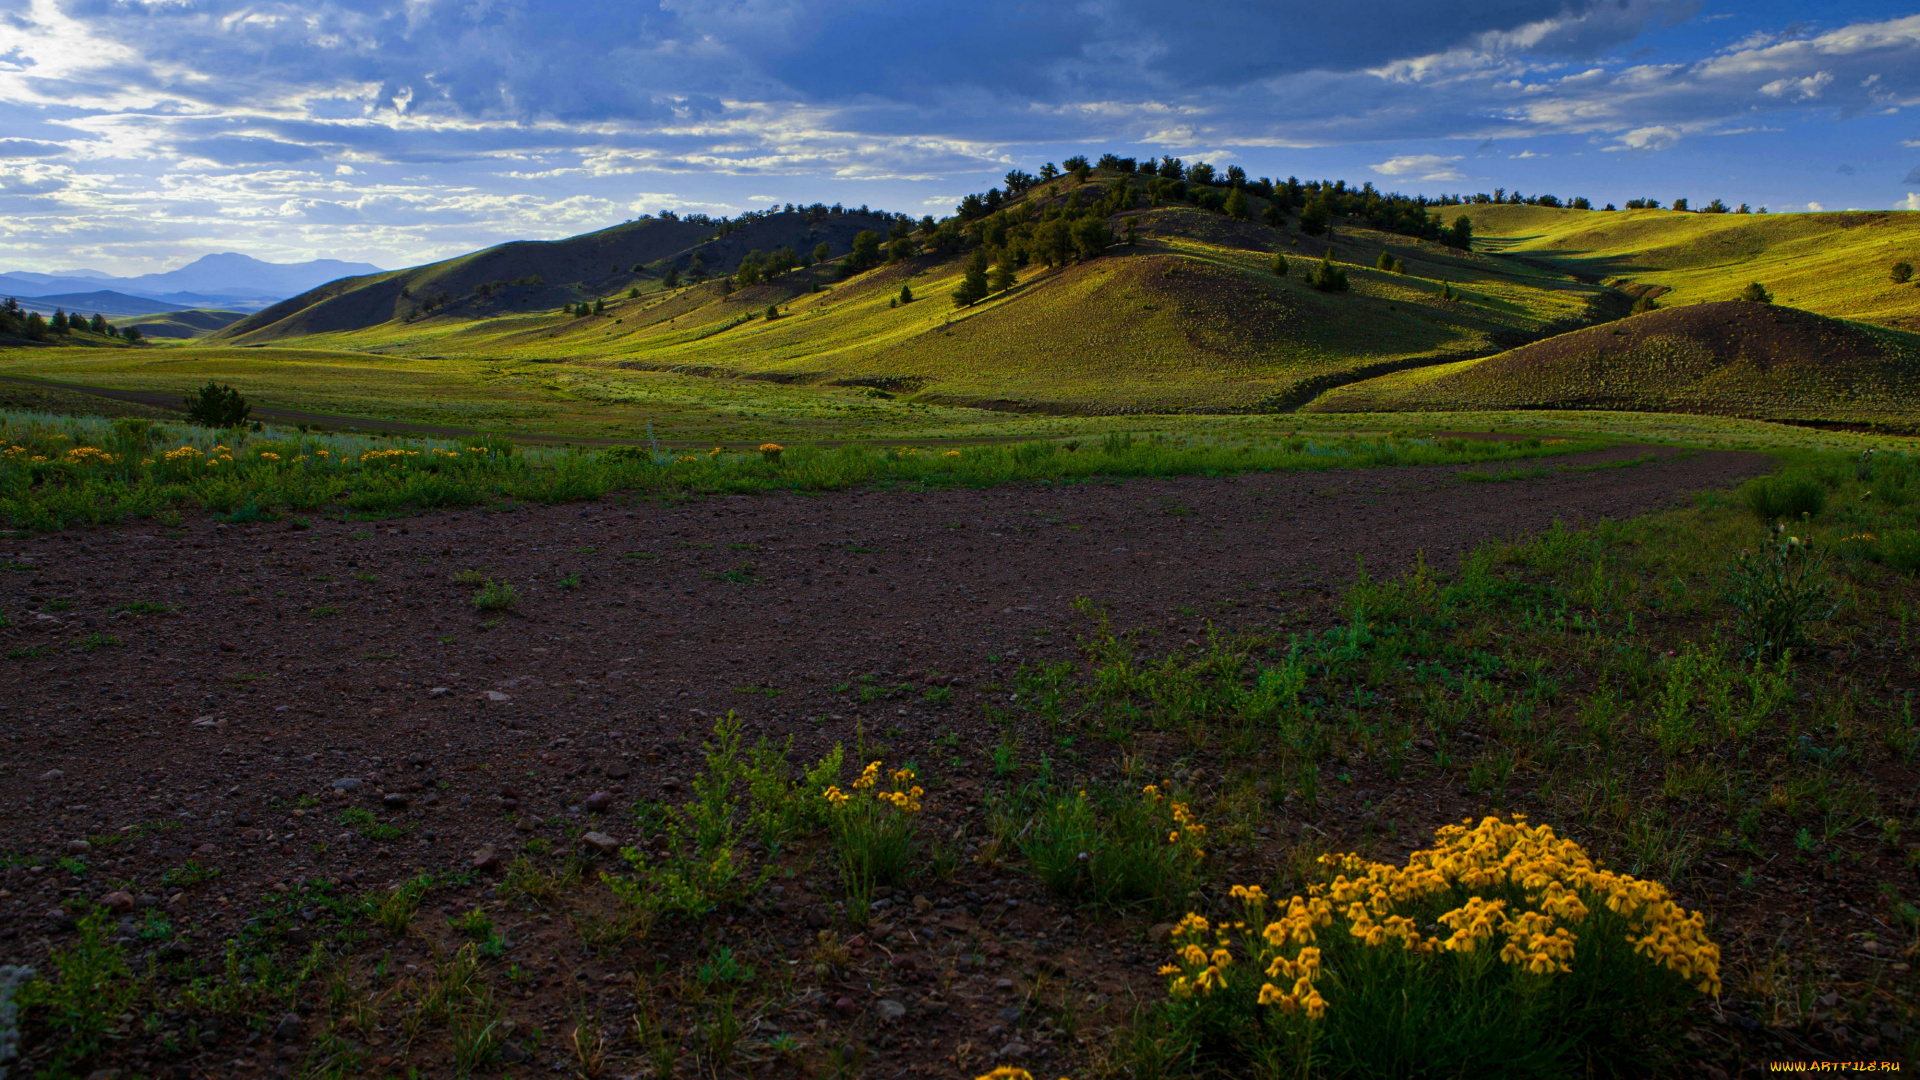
605,713,762,919
824,760,924,923
1726,525,1836,661
1309,254,1348,292
185,382,250,428
1018,784,1205,914
1874,530,1920,575
471,579,518,611
1272,253,1287,278
1737,281,1773,304
1376,251,1394,271
16,910,141,1077
1149,817,1719,1077
897,284,912,305
1741,474,1826,523
1892,262,1912,284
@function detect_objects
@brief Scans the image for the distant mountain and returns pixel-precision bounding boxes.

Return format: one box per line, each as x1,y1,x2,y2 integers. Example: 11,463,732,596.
0,254,384,311
13,291,196,317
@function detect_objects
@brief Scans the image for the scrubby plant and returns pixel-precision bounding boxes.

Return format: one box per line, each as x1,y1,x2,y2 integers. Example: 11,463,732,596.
470,579,518,611
1272,253,1287,278
185,382,250,428
1727,525,1836,661
1149,818,1720,1077
1741,474,1826,523
1891,261,1912,284
1309,254,1348,292
1631,293,1659,314
605,713,767,919
15,911,141,1076
1737,281,1773,304
823,760,924,922
1018,783,1206,913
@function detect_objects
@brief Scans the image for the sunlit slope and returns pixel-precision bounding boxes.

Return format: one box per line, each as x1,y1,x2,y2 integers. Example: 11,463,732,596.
253,195,1618,412
1305,300,1920,429
1469,204,1920,330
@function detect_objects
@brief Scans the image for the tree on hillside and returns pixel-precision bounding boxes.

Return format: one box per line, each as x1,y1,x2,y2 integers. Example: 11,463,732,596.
849,230,882,271
1891,262,1912,284
24,311,47,339
1158,156,1183,179
813,241,832,265
1225,165,1246,187
1570,197,1592,210
51,309,69,334
1444,215,1473,250
1004,169,1037,194
1672,198,1690,212
1032,218,1074,267
1376,250,1395,271
1704,199,1729,213
662,266,681,288
123,325,143,344
1262,197,1288,227
1063,155,1091,182
1738,282,1773,304
1072,217,1112,260
898,284,913,305
1273,253,1288,277
888,237,915,262
1039,162,1060,181
1224,186,1249,220
1310,253,1349,292
1298,198,1331,237
954,249,991,307
1631,293,1659,314
988,260,1017,293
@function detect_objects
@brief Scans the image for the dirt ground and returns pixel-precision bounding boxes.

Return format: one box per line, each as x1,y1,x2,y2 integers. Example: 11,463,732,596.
0,444,1787,1076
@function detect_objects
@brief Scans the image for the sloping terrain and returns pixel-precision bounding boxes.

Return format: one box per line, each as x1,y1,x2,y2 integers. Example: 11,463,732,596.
206,171,1620,413
1469,204,1920,331
1305,299,1920,429
118,309,247,339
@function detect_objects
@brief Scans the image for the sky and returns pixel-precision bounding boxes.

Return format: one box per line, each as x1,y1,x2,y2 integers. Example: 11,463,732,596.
6,0,1920,275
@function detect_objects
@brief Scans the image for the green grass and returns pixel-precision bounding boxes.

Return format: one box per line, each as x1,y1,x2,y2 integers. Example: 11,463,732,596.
1469,203,1920,328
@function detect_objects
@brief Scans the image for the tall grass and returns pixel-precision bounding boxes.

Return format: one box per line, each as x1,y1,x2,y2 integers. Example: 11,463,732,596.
0,409,1604,530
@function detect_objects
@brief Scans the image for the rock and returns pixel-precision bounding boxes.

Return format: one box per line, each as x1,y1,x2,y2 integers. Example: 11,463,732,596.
428,687,450,697
584,791,613,813
331,778,363,792
1147,922,1176,944
39,769,64,782
99,890,136,913
382,793,409,810
219,641,236,653
874,998,906,1023
995,1040,1031,1061
193,843,219,856
604,762,630,779
273,1013,302,1041
484,690,510,702
832,996,857,1017
64,839,92,854
913,894,933,913
471,847,500,871
580,831,620,855
660,778,682,794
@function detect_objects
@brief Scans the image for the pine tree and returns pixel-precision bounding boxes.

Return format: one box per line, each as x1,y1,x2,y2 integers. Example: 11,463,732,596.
1310,254,1348,292
1262,199,1286,227
765,304,779,319
1892,262,1913,284
988,261,1016,292
1392,259,1407,274
123,324,142,344
1298,199,1331,237
663,267,681,288
898,284,913,304
1377,250,1395,271
953,250,991,307
1224,186,1249,220
1272,253,1288,277
1441,282,1455,302
1123,217,1139,245
51,309,69,334
813,241,832,265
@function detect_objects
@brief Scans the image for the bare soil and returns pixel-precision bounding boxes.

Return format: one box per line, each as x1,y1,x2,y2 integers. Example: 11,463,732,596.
0,445,1799,1077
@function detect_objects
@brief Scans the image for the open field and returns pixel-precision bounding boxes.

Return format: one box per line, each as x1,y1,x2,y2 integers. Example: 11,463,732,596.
8,441,1917,1078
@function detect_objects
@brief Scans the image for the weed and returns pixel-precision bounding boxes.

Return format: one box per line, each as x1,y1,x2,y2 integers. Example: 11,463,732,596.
337,805,410,842
1727,525,1836,661
159,859,221,889
1742,475,1828,523
604,713,767,918
450,568,488,586
824,761,925,923
557,572,581,590
471,579,519,611
1016,783,1205,914
15,910,140,1076
373,875,433,936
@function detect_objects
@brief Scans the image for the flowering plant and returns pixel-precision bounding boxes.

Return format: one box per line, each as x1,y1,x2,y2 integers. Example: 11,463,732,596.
1155,816,1720,1076
822,761,923,921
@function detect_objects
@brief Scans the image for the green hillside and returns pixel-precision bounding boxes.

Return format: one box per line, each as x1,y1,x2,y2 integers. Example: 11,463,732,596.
1468,204,1920,330
212,171,1619,413
118,308,246,339
1305,299,1920,431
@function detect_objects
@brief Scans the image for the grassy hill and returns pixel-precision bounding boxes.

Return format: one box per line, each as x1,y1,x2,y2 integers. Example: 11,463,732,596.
118,309,246,339
211,172,1620,413
1305,299,1920,431
1467,204,1920,331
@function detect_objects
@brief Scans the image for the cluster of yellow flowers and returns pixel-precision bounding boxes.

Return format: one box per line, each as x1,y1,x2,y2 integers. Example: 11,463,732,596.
430,448,461,458
944,450,962,458
258,451,281,462
974,1068,1071,1080
1143,784,1206,852
759,442,784,453
1156,817,1721,1023
465,446,488,454
61,446,115,466
0,445,30,460
822,761,924,814
162,445,203,463
359,448,420,466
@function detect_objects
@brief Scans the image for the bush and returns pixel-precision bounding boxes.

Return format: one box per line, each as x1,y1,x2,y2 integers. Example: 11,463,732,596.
470,579,518,611
185,382,250,428
1148,817,1719,1078
1376,251,1394,271
1892,262,1912,284
1017,783,1205,914
824,760,924,923
1741,474,1826,523
1272,254,1287,278
1726,526,1836,662
1738,281,1773,304
1630,293,1659,314
1309,255,1348,292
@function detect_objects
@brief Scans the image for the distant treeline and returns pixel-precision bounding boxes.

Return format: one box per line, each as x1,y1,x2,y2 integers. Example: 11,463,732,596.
0,297,143,343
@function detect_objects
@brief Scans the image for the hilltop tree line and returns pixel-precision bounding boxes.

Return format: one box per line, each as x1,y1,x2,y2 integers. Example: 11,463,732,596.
0,298,143,343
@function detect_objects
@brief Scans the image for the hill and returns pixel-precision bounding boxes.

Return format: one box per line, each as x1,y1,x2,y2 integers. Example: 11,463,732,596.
211,172,1622,412
1304,299,1920,431
1467,204,1920,331
14,290,190,318
0,254,385,308
117,309,247,340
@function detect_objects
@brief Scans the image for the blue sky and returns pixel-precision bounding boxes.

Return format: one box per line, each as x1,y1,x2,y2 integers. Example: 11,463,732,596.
5,0,1920,274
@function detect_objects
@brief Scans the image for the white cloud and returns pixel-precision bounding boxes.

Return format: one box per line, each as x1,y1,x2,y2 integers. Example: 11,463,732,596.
1758,71,1834,99
1369,154,1464,181
1899,193,1920,210
1606,125,1683,152
1807,201,1825,211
